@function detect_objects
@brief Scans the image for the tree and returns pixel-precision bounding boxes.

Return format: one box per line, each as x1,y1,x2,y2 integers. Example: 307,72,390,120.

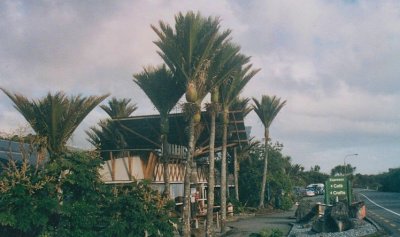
232,136,259,201
151,11,231,236
1,88,108,160
134,64,185,198
230,97,253,201
86,97,137,156
331,164,356,176
204,42,250,236
218,66,259,231
100,97,137,119
252,95,286,208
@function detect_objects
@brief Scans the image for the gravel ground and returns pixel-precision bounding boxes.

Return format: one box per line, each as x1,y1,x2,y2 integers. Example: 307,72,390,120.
288,220,378,237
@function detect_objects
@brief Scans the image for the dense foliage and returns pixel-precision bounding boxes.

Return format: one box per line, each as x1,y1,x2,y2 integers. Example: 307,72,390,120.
238,142,295,210
0,151,173,237
377,168,400,192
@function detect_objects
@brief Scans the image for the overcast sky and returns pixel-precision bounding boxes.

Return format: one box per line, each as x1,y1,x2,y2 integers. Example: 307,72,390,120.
1,0,399,174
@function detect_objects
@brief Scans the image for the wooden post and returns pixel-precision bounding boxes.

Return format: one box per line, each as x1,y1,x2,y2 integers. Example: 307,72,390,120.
110,152,115,181
128,151,132,180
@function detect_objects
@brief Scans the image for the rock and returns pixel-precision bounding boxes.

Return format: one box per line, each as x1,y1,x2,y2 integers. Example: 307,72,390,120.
295,200,318,223
349,201,366,220
327,202,353,232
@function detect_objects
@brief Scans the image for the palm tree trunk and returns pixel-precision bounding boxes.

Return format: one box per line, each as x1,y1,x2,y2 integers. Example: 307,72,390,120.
162,135,170,199
234,147,239,201
221,110,228,233
259,128,269,208
206,109,216,237
161,117,171,199
183,118,195,237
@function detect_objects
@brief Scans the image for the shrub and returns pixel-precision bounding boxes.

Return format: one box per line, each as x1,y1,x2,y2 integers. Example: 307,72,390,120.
0,150,174,237
0,160,57,237
101,182,173,237
250,228,283,237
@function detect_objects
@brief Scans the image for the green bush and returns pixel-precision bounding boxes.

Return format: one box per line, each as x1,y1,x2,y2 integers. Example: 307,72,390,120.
0,151,174,237
280,195,294,211
0,160,58,237
250,228,283,237
101,182,173,237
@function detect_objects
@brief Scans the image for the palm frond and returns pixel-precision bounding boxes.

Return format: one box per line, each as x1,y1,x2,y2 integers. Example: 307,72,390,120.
100,97,137,119
252,95,287,128
134,64,185,116
1,88,108,156
152,11,232,103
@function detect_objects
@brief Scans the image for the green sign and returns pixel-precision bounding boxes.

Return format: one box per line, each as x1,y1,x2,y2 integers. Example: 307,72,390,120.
325,176,352,205
327,177,347,196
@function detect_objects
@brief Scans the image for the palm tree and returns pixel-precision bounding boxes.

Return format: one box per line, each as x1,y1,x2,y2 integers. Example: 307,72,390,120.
229,97,254,201
1,88,108,160
86,97,137,157
252,95,286,208
204,42,249,236
100,97,137,119
218,66,259,232
133,64,185,199
152,12,231,236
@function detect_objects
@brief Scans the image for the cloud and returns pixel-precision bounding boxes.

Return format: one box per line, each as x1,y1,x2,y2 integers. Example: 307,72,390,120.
1,0,399,174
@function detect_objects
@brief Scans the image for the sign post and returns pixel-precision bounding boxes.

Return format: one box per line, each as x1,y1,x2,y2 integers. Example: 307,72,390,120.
325,176,351,205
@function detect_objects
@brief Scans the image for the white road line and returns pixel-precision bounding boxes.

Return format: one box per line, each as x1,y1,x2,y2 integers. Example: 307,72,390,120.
359,193,400,218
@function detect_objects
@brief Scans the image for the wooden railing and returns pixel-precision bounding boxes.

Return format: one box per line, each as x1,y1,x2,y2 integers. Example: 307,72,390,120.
164,143,187,159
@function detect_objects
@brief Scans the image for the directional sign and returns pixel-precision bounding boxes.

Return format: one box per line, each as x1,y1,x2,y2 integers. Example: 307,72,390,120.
328,177,347,196
325,176,352,205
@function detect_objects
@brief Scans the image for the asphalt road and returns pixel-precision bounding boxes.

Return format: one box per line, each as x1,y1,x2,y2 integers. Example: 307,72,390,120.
356,189,400,236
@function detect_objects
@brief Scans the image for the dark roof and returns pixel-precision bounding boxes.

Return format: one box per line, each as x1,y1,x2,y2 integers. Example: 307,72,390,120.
112,111,248,154
0,139,38,166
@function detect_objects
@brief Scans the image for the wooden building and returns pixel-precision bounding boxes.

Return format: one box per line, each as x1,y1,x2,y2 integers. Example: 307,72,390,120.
98,111,249,200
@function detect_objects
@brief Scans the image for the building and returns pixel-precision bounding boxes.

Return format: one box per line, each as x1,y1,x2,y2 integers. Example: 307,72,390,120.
98,110,249,200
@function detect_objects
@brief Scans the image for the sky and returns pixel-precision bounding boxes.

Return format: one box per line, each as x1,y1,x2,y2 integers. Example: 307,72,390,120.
1,0,399,175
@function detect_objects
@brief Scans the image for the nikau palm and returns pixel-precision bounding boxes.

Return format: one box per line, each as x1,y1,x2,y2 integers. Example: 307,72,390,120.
229,97,254,201
1,88,108,160
252,95,286,208
204,42,249,236
87,97,137,156
152,11,232,236
218,65,259,232
134,64,185,199
100,97,137,119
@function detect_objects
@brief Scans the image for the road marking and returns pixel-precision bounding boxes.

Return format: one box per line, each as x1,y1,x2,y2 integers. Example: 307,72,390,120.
359,193,400,217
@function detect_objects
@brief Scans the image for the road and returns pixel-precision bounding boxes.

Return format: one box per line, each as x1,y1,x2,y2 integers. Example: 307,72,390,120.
356,189,400,236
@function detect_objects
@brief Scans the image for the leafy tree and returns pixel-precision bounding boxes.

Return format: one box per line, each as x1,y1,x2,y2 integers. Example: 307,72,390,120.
134,65,185,199
301,170,329,186
353,173,381,190
151,11,231,236
239,147,263,206
379,168,400,192
1,89,108,160
252,95,286,208
231,136,260,201
330,164,356,176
